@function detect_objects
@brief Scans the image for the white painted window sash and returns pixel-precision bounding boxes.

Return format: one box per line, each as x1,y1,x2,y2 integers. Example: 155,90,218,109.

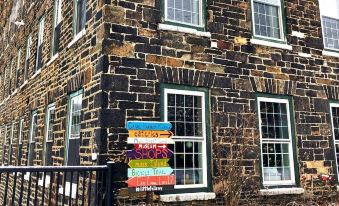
164,0,204,27
329,103,339,182
257,97,296,186
251,0,285,41
164,88,208,189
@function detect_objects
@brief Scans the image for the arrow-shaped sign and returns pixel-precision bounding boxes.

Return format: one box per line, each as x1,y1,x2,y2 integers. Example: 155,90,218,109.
128,167,173,177
129,130,173,138
127,121,172,131
128,159,170,168
127,148,174,159
127,138,175,144
134,144,167,150
126,175,176,187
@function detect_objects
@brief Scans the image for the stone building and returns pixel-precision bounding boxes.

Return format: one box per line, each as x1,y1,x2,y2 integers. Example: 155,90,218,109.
1,0,339,205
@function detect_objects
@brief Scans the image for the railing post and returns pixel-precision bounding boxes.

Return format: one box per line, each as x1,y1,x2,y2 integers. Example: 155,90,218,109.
106,162,114,206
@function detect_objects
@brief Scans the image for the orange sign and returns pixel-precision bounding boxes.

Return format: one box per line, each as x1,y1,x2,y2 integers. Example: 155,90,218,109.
129,130,173,138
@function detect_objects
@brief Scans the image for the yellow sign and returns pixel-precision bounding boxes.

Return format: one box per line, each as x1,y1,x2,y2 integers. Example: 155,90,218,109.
129,130,173,138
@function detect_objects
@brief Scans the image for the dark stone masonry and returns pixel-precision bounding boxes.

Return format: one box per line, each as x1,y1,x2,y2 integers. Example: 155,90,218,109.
1,0,339,205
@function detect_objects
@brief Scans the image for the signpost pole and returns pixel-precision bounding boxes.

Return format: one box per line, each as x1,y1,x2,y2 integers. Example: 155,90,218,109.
146,191,153,205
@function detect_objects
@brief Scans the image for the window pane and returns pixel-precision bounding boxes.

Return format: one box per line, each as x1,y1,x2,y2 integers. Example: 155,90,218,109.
167,0,201,26
253,1,281,39
323,17,339,50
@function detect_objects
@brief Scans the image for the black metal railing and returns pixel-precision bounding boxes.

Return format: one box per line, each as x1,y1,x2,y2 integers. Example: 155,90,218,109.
0,163,114,206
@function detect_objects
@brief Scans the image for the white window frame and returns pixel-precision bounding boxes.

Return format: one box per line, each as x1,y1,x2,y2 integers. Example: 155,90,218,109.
35,17,45,72
44,103,55,166
330,103,339,181
1,126,7,166
164,0,204,28
17,118,24,165
16,49,21,88
28,111,37,166
8,122,15,165
74,0,86,35
51,0,62,57
24,35,32,81
163,88,207,189
251,0,285,42
257,97,296,186
319,0,339,52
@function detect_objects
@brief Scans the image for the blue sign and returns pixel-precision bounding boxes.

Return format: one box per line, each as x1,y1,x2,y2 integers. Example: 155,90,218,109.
127,121,172,131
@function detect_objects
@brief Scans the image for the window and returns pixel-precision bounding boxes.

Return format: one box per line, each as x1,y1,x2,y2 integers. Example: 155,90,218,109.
36,17,45,71
65,91,82,166
319,0,339,51
16,49,21,88
8,122,15,165
44,104,55,166
251,0,285,41
51,0,62,56
329,103,339,181
17,118,24,165
163,86,210,190
9,60,14,94
164,0,204,28
1,126,7,165
24,35,32,81
74,0,86,35
257,97,296,186
28,111,37,166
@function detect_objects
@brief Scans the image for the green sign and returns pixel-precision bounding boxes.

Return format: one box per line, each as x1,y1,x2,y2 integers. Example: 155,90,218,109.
128,159,170,168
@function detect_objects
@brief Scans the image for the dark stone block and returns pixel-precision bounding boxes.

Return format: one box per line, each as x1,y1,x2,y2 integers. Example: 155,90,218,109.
98,109,125,128
101,74,129,91
121,57,145,68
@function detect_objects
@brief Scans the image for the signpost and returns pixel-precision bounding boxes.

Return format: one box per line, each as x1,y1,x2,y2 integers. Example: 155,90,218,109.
126,121,176,202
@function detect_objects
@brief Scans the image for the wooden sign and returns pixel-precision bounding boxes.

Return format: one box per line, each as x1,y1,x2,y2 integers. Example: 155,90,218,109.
129,130,173,138
127,121,172,131
134,144,167,150
128,159,169,168
128,167,173,177
127,138,175,144
127,148,173,159
127,175,176,187
128,185,174,193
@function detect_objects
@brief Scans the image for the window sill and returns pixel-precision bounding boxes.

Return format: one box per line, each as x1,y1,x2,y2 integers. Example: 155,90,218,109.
30,69,41,80
67,29,86,48
160,192,216,202
158,23,211,37
46,53,59,66
12,89,18,96
250,38,292,50
259,187,304,196
19,80,28,90
322,50,339,58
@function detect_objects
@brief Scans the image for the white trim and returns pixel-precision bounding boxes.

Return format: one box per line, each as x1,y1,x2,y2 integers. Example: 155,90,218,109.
160,192,216,202
38,175,51,187
329,103,339,182
259,188,304,196
43,104,55,166
46,53,59,66
164,0,204,28
58,182,77,199
257,97,296,186
164,88,208,189
298,52,311,58
67,29,86,48
19,80,28,90
35,16,45,70
291,31,305,38
322,50,339,58
250,38,292,50
251,0,285,41
30,69,41,80
158,23,211,37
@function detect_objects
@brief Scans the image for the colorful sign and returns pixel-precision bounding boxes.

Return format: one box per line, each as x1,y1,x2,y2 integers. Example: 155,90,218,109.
127,121,172,131
128,159,170,168
128,185,174,193
128,167,173,177
127,148,173,159
129,130,173,138
134,144,167,150
127,175,176,187
127,138,175,144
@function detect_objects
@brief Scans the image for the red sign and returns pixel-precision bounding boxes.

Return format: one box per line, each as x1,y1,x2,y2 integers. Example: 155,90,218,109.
127,175,176,187
134,144,167,150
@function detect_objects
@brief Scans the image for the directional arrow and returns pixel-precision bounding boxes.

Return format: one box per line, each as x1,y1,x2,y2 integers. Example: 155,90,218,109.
127,138,175,144
134,144,167,150
129,130,173,138
127,121,172,131
127,148,174,159
128,167,173,177
126,175,176,187
128,159,170,168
